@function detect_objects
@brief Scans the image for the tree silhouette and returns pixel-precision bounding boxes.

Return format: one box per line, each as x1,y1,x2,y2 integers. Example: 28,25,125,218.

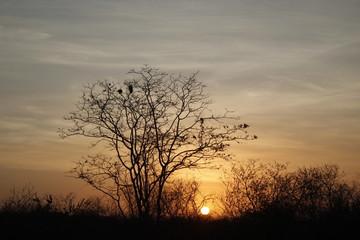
59,65,255,221
221,160,359,220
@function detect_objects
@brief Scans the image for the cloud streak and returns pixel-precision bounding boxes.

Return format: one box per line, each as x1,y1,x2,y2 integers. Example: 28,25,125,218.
0,0,359,187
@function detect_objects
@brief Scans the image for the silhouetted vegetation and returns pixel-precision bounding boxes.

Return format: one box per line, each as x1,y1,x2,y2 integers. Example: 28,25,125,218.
220,160,360,239
2,162,360,239
222,160,360,220
1,184,105,216
58,66,256,221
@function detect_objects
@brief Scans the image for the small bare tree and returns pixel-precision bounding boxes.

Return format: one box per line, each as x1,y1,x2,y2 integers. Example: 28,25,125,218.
221,160,292,218
221,160,360,220
59,65,255,220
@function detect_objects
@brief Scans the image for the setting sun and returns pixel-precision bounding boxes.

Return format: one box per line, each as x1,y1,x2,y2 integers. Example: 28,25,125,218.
200,206,210,215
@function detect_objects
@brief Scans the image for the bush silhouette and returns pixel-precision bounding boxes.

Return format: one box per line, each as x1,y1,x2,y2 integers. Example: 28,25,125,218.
2,162,360,239
221,160,360,221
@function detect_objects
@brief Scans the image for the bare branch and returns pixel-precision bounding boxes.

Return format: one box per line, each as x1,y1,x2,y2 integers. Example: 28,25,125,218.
60,65,256,220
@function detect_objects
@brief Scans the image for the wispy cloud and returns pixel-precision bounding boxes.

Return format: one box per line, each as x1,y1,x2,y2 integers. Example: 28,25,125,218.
0,0,359,175
0,25,52,41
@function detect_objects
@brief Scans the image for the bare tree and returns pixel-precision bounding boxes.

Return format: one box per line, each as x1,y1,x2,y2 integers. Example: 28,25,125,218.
59,65,255,220
221,160,360,220
221,160,293,218
291,164,348,217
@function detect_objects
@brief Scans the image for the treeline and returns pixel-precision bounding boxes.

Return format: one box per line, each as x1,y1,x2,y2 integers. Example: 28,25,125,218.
2,162,360,220
222,160,360,220
1,161,360,239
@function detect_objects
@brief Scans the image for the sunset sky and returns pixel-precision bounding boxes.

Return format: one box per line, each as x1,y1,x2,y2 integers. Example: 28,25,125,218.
1,0,360,198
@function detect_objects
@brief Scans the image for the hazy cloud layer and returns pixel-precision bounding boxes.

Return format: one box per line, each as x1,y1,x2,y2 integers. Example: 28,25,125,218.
0,0,359,180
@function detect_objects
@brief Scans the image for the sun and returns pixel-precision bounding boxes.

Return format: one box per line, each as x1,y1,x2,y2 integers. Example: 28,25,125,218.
200,206,210,215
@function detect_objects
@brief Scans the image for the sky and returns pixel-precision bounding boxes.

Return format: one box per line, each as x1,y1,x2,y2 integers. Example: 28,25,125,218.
1,0,360,198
